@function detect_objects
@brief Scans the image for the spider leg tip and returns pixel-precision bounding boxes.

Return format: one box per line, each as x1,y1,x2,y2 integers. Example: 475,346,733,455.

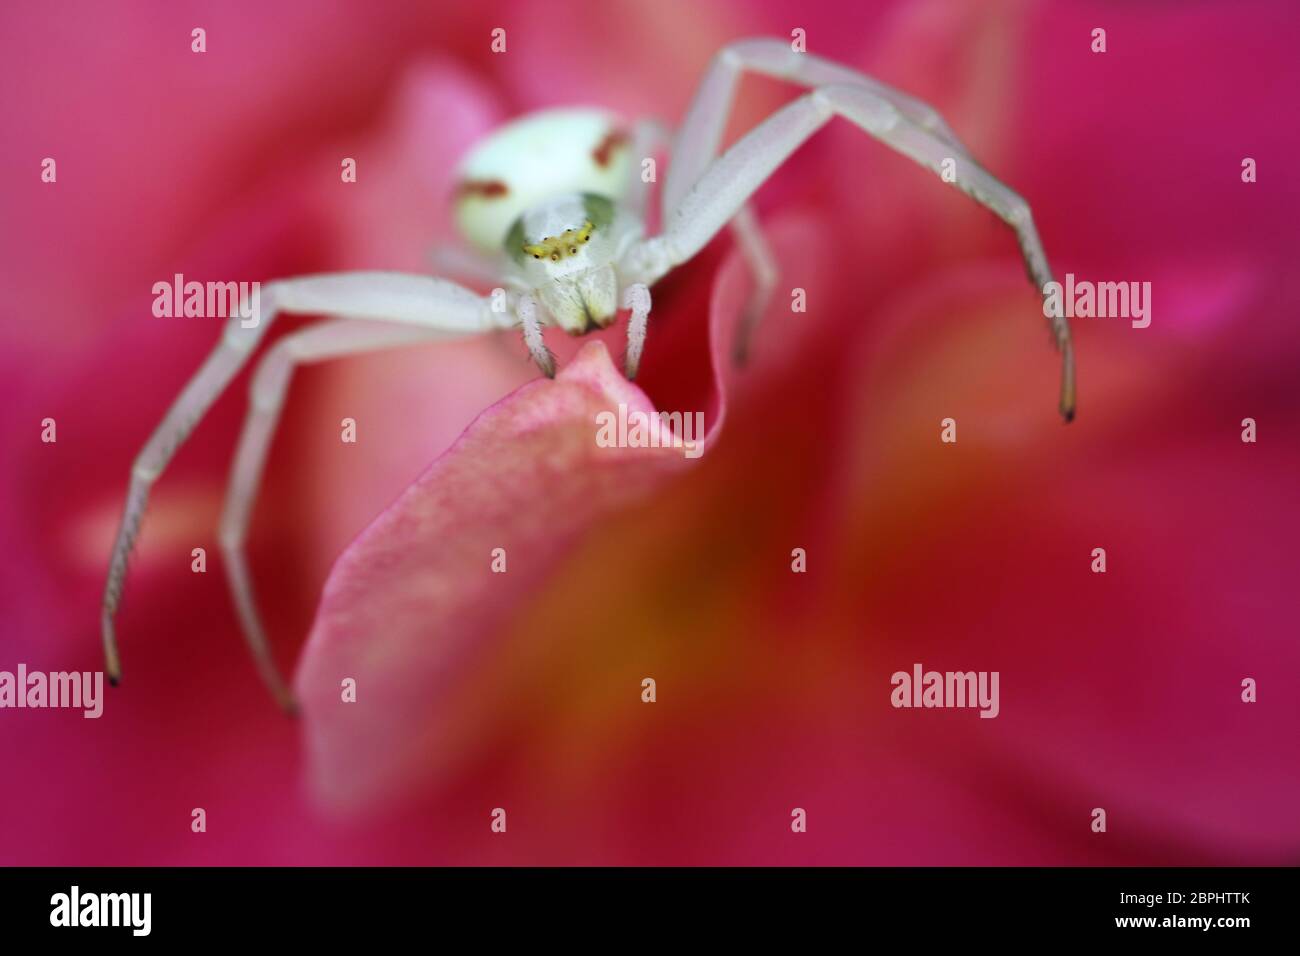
101,615,123,684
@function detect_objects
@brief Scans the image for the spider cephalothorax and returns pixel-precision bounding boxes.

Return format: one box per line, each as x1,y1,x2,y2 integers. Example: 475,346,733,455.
504,192,639,333
101,38,1075,710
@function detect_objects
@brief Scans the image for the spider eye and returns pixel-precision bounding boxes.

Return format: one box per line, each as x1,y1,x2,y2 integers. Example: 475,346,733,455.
550,253,559,262
532,254,539,259
569,247,577,255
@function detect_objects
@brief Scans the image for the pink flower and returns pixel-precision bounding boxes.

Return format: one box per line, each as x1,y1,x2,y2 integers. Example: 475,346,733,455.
2,0,1297,865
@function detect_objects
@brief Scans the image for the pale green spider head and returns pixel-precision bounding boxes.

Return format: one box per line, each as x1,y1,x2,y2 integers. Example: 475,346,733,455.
502,193,631,333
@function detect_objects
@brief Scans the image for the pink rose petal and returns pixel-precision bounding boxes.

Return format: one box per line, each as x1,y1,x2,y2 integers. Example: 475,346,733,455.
296,341,698,808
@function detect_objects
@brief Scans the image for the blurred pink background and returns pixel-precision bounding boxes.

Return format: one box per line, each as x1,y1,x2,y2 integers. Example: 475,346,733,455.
1,0,1297,865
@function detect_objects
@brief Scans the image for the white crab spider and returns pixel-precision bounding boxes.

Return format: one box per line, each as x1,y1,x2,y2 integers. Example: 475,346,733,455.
101,38,1076,710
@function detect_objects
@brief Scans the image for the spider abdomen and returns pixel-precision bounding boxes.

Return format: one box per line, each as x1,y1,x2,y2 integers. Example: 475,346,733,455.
453,108,632,255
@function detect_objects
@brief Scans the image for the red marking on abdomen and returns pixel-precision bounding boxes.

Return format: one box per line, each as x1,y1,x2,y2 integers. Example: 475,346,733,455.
456,179,509,199
591,129,630,168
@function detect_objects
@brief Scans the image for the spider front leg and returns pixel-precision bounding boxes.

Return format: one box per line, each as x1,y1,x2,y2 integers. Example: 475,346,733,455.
626,82,1076,420
101,272,500,702
628,114,776,367
663,38,973,219
663,37,975,364
622,283,652,380
515,293,556,378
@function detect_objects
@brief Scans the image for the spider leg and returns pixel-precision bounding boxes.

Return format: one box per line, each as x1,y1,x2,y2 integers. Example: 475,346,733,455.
628,109,779,368
219,319,454,712
622,116,671,224
428,243,510,289
101,272,500,693
662,37,969,218
621,283,652,380
516,294,555,378
427,245,528,363
727,203,778,366
625,83,1076,421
